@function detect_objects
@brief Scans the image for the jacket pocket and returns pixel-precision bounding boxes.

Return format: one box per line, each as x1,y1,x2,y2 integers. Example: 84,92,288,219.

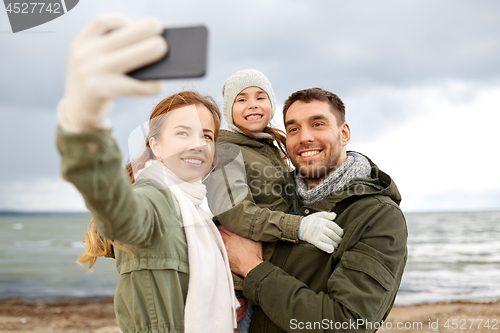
341,248,395,291
327,248,397,321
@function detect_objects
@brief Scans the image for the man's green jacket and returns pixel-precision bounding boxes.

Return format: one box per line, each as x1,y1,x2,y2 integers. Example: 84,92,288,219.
244,155,408,333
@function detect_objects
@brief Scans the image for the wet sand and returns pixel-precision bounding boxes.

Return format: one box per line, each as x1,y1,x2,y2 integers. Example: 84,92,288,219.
1,299,499,332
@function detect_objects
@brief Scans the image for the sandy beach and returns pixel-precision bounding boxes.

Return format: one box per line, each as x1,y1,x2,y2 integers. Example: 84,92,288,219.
379,302,500,333
1,299,499,332
0,299,119,333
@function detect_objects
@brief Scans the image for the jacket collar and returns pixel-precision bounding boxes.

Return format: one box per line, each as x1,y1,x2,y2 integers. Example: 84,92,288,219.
218,129,274,148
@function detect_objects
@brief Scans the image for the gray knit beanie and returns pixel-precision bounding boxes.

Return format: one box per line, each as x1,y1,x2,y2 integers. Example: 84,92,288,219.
222,69,276,127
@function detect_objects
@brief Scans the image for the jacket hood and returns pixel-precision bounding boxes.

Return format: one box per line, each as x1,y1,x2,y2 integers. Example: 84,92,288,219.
361,153,402,205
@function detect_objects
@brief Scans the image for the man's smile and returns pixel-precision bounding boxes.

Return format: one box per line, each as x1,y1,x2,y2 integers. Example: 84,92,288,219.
298,149,323,160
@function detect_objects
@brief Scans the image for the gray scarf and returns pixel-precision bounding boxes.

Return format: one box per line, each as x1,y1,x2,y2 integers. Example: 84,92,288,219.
296,152,372,205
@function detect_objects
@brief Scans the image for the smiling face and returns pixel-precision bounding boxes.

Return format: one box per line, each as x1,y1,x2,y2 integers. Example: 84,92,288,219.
150,104,216,182
232,86,272,133
285,100,351,188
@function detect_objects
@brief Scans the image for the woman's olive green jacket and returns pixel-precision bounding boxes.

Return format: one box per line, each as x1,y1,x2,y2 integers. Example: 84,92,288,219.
58,128,189,333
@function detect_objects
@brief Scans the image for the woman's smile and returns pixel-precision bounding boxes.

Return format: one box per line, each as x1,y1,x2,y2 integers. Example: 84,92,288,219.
180,155,206,167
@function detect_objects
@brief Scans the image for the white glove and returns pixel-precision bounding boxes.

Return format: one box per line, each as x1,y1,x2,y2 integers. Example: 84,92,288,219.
298,211,343,253
58,15,168,132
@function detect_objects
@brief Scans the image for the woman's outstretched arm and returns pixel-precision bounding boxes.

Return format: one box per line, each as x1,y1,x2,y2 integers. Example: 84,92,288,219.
57,16,172,246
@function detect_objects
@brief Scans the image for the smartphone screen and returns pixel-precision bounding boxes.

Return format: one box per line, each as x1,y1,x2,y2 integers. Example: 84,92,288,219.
128,25,208,80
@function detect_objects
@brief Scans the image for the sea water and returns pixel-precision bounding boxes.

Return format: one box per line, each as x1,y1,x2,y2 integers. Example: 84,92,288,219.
1,211,500,305
0,213,117,301
396,211,500,305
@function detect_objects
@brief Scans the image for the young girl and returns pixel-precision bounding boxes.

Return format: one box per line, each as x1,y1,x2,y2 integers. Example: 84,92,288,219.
207,69,343,333
57,16,239,333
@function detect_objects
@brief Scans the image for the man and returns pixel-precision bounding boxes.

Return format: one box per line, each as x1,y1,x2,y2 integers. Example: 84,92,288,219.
219,88,408,333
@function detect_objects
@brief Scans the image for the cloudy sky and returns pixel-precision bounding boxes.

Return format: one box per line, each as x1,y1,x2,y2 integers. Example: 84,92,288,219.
1,0,499,212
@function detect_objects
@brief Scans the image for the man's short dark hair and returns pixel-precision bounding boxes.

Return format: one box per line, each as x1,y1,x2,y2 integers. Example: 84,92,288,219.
283,88,345,125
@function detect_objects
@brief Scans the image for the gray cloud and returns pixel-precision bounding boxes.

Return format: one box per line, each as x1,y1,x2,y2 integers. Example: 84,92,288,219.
2,0,500,109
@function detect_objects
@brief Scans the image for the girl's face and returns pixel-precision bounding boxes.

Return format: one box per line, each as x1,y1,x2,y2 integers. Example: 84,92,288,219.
232,86,272,133
150,104,216,182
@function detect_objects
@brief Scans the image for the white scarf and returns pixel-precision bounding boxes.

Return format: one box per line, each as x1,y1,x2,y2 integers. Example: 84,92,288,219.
136,160,238,332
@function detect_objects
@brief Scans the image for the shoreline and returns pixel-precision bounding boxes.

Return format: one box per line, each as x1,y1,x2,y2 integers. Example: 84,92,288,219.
1,299,499,333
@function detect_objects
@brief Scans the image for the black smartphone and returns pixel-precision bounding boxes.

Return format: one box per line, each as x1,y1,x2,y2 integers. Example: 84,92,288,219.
128,25,208,80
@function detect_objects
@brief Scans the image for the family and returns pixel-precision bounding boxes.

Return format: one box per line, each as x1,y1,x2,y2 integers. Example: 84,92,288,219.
57,17,408,333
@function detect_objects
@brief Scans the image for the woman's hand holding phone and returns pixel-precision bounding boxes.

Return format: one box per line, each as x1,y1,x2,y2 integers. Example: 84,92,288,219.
58,15,168,132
